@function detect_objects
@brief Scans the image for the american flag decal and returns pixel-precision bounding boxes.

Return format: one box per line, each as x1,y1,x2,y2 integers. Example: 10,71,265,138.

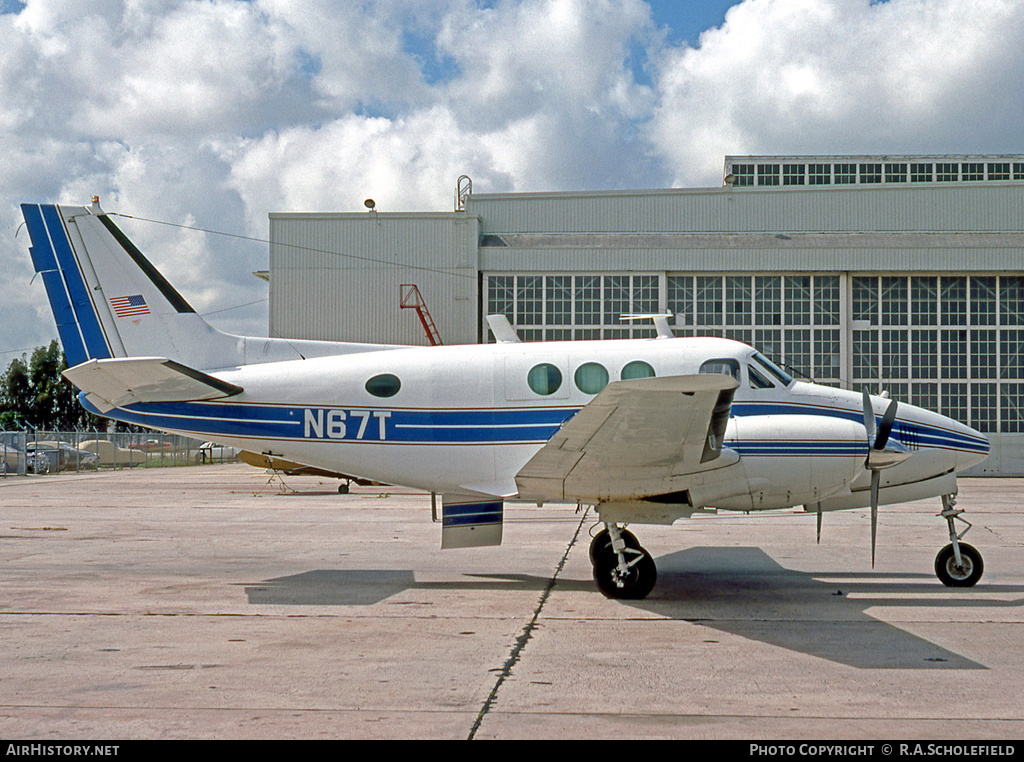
110,294,150,317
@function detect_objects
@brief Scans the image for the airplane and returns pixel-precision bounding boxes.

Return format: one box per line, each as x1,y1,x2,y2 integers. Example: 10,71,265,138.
20,199,991,600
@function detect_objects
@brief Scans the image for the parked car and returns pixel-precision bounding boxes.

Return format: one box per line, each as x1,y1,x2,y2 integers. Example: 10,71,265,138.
25,441,100,472
2,443,50,475
79,439,146,467
1,443,49,474
132,439,176,453
195,442,239,463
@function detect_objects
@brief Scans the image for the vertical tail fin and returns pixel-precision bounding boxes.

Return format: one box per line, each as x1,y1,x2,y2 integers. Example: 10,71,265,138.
21,201,244,370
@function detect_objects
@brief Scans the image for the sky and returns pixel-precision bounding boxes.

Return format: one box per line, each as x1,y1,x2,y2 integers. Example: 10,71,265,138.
2,0,1023,361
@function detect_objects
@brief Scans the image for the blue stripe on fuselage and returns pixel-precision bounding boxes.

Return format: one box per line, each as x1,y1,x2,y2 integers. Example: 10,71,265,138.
79,395,988,455
731,401,989,454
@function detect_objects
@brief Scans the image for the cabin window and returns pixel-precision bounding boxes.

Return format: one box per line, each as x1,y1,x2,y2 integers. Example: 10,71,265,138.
574,362,609,394
365,373,401,398
698,359,739,379
528,363,563,395
747,365,775,389
621,360,655,380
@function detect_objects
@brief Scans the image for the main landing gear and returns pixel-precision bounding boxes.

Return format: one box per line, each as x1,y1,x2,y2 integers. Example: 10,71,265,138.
935,493,984,587
589,524,657,600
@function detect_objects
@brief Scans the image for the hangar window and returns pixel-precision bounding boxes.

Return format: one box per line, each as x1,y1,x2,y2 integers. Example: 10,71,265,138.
783,164,805,185
621,360,655,380
757,164,779,186
809,164,831,184
365,374,401,398
732,164,754,186
527,363,562,396
859,163,882,183
885,163,907,183
988,163,1010,180
574,363,609,394
936,163,958,182
699,359,739,380
910,163,933,182
962,163,984,181
835,164,857,184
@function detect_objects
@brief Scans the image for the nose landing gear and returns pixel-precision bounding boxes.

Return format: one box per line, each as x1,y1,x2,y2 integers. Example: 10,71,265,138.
935,494,983,587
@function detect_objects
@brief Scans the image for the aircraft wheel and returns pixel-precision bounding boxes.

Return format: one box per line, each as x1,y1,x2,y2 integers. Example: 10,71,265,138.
592,546,657,600
935,543,984,587
338,483,350,495
588,527,640,565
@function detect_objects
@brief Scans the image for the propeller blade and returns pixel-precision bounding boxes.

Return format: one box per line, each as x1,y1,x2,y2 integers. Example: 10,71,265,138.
875,400,898,450
862,390,875,442
870,470,880,568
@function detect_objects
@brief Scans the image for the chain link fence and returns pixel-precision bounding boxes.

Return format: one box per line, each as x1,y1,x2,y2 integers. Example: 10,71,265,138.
0,430,239,477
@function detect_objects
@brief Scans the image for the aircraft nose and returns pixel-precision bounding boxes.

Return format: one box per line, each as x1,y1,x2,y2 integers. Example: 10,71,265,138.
952,420,990,471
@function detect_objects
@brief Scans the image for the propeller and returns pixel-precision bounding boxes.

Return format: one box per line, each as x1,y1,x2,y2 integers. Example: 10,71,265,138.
862,390,910,567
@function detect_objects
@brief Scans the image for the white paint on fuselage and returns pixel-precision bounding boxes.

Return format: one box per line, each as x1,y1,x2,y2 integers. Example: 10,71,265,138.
119,336,989,507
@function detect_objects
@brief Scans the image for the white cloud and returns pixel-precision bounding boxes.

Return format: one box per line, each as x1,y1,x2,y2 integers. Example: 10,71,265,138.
2,0,1024,361
649,0,1024,186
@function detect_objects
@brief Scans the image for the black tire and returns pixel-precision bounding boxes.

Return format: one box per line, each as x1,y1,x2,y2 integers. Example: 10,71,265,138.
338,483,350,494
593,546,657,600
935,543,984,587
588,527,640,565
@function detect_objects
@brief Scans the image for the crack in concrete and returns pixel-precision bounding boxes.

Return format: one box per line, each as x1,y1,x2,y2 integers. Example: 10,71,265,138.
467,508,590,740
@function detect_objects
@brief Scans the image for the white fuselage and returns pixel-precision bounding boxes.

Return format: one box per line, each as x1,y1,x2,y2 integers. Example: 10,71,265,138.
82,336,990,511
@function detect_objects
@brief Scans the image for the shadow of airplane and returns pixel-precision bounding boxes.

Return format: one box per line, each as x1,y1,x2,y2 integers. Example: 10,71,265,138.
243,546,1024,670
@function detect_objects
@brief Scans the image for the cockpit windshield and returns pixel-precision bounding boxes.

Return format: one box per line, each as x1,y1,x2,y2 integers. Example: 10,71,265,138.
751,352,794,387
747,364,775,389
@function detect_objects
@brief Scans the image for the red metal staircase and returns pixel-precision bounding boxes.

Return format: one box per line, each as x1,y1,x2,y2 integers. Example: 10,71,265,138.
400,284,442,346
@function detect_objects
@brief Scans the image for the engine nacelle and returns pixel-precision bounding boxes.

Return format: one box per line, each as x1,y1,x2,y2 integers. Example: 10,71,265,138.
714,414,867,510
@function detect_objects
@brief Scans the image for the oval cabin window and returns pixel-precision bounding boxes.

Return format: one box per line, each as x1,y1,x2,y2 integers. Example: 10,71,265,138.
527,363,563,396
574,362,609,394
365,373,401,398
620,360,655,380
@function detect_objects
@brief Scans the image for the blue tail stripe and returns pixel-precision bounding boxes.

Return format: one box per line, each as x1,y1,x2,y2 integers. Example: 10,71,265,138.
40,269,87,366
22,205,59,272
39,205,110,361
23,204,88,365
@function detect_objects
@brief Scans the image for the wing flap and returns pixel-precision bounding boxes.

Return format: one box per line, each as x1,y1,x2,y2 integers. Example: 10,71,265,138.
63,357,243,412
516,374,739,503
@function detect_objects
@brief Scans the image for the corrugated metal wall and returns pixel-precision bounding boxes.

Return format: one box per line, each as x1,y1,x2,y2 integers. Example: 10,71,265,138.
269,212,480,346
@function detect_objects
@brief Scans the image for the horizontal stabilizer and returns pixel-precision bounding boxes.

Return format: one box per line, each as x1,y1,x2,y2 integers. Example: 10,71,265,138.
62,357,243,413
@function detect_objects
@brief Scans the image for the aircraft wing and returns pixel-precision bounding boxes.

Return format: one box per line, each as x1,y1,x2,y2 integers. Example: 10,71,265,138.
62,357,243,413
515,374,738,504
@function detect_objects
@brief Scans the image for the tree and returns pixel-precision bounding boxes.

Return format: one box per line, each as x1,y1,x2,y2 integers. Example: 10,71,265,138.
0,341,104,431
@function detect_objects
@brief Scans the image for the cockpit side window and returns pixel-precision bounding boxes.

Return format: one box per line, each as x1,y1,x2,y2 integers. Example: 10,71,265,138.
747,364,775,389
752,352,794,387
698,358,740,380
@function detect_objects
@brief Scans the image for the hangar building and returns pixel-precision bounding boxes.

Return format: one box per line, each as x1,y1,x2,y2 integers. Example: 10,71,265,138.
266,155,1024,475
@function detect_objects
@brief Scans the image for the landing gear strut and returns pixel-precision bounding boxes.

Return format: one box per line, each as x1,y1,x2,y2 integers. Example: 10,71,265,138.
589,523,657,600
935,493,983,587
